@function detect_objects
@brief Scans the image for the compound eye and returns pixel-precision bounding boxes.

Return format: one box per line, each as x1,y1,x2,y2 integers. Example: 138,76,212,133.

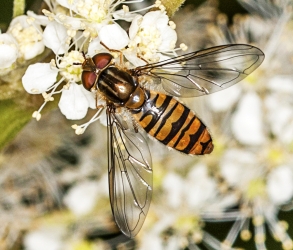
92,53,113,69
82,71,97,91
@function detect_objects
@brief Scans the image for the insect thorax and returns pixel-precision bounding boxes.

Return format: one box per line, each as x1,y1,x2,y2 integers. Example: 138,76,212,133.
98,66,140,107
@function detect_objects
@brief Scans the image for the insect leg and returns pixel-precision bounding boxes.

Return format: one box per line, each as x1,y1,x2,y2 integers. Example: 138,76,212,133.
100,41,124,65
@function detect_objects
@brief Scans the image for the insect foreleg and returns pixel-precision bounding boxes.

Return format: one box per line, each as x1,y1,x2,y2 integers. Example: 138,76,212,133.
100,41,124,65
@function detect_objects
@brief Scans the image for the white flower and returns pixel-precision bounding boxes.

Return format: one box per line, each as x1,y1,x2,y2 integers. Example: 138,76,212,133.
265,93,293,144
58,50,84,82
56,0,110,23
231,92,265,146
63,181,100,216
24,228,64,250
22,50,96,121
22,63,58,94
7,15,44,60
125,10,178,65
43,21,68,55
99,23,129,50
140,233,164,250
267,165,293,205
27,10,50,26
44,0,161,42
220,148,261,188
0,33,18,69
208,85,241,112
163,164,217,210
162,172,184,209
59,82,95,120
268,76,293,94
88,36,105,56
185,164,217,209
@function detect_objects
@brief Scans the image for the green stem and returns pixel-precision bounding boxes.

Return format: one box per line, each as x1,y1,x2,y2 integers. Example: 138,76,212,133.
13,0,26,18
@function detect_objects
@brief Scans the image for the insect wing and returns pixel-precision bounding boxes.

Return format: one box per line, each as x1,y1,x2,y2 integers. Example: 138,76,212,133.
107,108,153,238
133,44,264,97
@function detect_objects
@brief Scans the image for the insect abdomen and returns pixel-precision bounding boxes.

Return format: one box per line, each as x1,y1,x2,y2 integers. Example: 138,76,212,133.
131,90,214,155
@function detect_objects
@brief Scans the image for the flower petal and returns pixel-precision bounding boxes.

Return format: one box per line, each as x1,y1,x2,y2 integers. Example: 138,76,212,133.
58,83,90,120
123,50,146,67
22,63,58,94
159,26,177,51
56,0,77,11
0,33,18,68
128,15,142,40
231,92,265,145
141,11,168,28
24,229,63,250
99,23,129,50
265,94,293,143
268,76,293,93
162,172,184,208
63,181,100,216
27,10,49,26
220,149,258,187
23,41,45,60
80,86,96,109
208,85,241,112
267,165,293,205
88,37,105,56
185,164,217,208
8,15,45,60
113,9,138,22
43,21,68,55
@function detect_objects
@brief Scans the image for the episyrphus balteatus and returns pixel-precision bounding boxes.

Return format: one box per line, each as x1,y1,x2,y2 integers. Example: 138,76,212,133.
80,44,264,237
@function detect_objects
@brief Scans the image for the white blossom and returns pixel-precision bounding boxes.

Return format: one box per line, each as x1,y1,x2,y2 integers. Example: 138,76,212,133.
43,21,68,55
22,63,58,94
265,93,293,144
63,181,100,215
267,165,293,205
231,92,265,146
220,148,260,188
59,82,95,120
125,10,178,65
22,50,96,121
162,172,184,209
24,228,64,250
185,164,217,209
7,15,44,60
0,33,18,69
99,23,129,50
208,85,242,112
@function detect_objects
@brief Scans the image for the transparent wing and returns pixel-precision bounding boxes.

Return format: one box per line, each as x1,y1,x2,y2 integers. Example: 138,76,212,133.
106,106,153,238
132,44,264,97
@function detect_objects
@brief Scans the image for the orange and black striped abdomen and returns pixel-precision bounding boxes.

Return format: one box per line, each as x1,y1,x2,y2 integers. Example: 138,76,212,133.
131,90,214,155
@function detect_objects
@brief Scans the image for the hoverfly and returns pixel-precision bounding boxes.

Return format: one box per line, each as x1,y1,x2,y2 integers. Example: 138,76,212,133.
80,44,264,237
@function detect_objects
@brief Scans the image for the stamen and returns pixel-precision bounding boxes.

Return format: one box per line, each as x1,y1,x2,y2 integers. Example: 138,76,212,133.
123,5,129,12
32,111,41,121
72,107,105,134
169,21,176,29
180,43,188,51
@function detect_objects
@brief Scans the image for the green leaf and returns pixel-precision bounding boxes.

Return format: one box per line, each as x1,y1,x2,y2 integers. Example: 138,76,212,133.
0,99,33,150
161,0,187,17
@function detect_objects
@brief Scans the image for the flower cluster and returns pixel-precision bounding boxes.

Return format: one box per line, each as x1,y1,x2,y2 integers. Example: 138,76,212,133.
0,14,45,76
20,0,186,135
175,0,293,249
